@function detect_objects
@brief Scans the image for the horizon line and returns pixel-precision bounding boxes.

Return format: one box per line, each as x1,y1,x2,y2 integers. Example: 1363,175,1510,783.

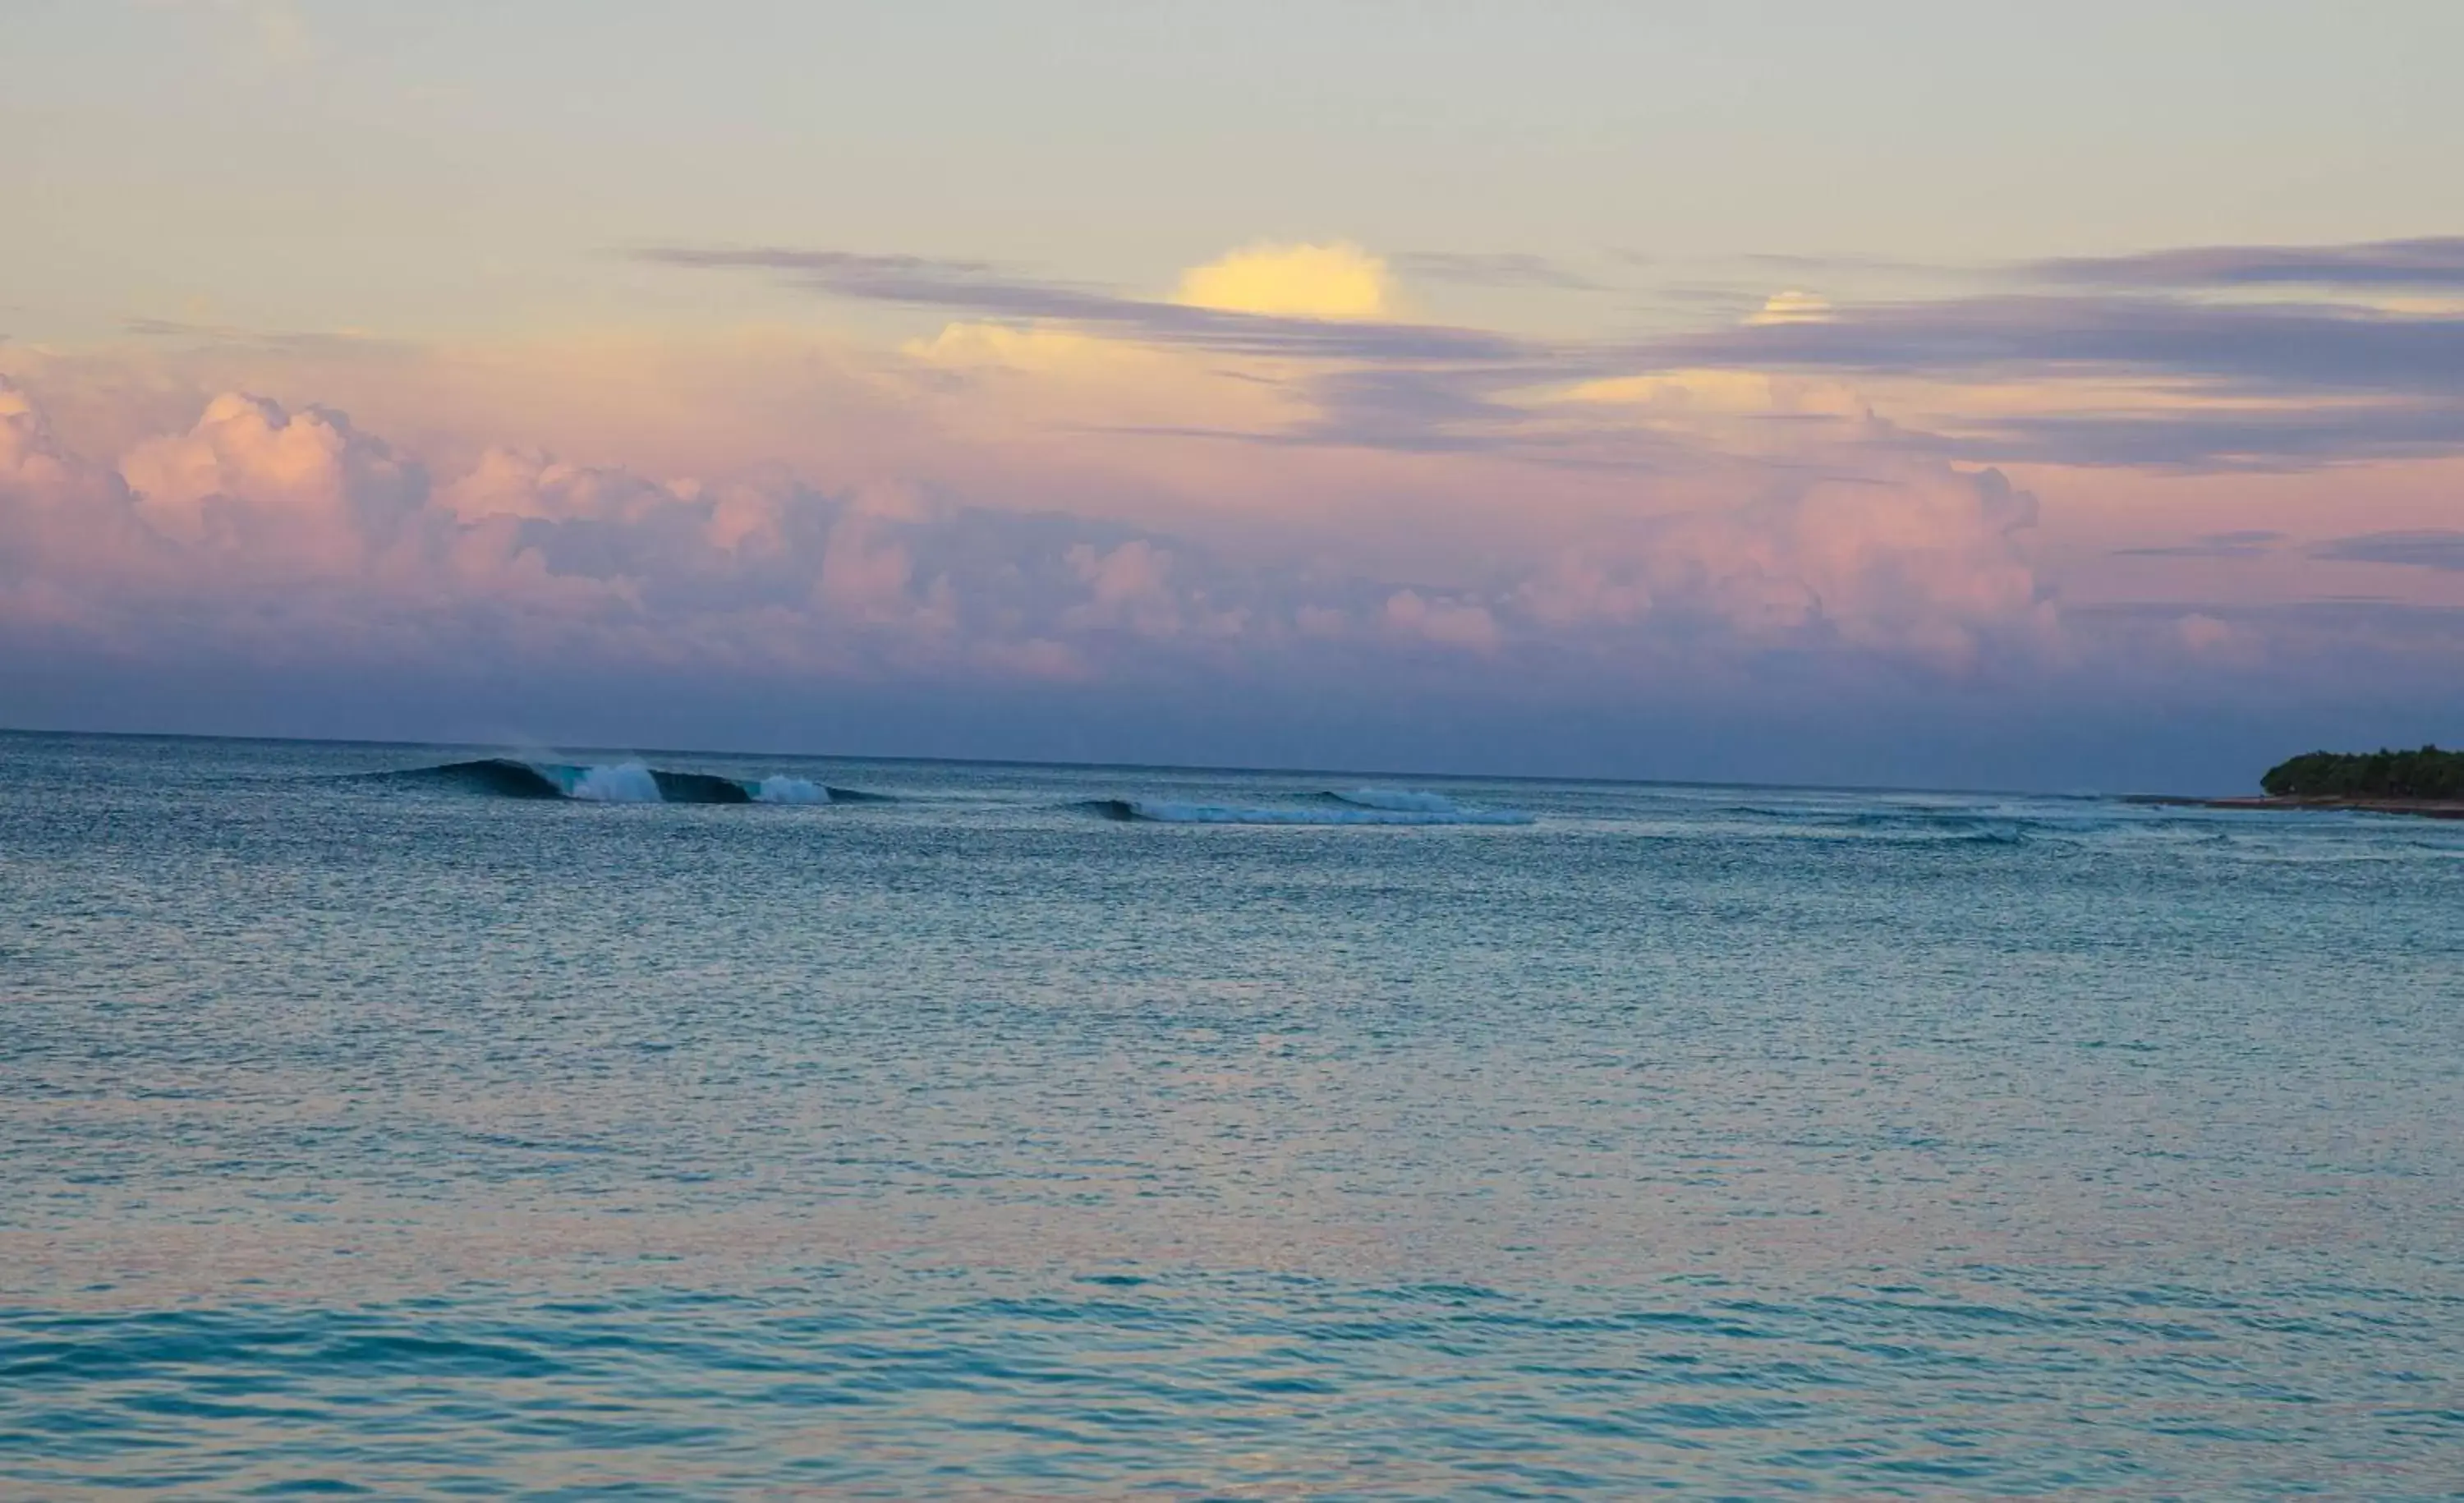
0,721,2198,802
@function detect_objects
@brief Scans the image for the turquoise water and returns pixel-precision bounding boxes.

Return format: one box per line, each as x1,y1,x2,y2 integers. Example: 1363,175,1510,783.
2,731,2459,1497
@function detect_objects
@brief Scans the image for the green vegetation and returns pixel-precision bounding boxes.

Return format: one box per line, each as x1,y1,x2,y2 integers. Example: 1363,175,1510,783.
2260,745,2464,799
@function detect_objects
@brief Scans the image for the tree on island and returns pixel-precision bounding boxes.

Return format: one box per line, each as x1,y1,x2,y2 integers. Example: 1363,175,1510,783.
2261,745,2464,799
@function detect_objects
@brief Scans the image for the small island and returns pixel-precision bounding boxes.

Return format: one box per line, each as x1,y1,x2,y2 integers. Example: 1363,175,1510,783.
2135,744,2464,819
2259,745,2464,802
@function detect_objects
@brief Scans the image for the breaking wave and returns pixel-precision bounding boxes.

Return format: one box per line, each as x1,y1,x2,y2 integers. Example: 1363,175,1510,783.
374,758,882,806
749,775,830,805
1326,788,1476,814
1083,796,1533,826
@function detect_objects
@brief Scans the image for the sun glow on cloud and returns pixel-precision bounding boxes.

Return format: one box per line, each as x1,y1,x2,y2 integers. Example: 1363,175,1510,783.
1176,242,1392,319
1746,290,1832,326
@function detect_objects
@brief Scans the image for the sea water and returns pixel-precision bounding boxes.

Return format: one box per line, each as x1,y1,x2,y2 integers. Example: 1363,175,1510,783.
2,731,2458,1497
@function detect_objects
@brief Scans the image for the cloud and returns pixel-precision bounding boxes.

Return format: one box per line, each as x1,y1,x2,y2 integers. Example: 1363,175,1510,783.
122,318,416,360
2309,529,2464,571
1564,366,1864,420
2112,530,2284,559
2034,236,2464,290
1519,464,2053,671
2176,613,2238,655
632,246,1002,288
0,379,2077,694
11,233,2459,742
1636,294,2464,397
637,237,2464,472
2068,600,2464,691
1746,290,1832,326
1177,242,1390,319
9,358,2462,789
439,447,682,525
0,381,166,621
815,507,926,625
1382,589,1501,653
0,381,94,497
1908,401,2464,470
632,244,1533,362
1615,291,2464,470
117,392,426,574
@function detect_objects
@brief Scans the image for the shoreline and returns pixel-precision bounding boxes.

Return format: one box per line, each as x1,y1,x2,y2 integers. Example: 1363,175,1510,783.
2125,793,2464,820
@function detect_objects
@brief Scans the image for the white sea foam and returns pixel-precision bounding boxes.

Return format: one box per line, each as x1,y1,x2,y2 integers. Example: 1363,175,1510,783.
750,775,831,805
558,762,664,803
1329,788,1466,814
1124,798,1531,826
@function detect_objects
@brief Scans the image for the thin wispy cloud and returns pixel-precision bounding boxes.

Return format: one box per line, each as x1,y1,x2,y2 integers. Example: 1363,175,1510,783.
2310,530,2464,572
2112,531,2285,559
1634,294,2464,395
121,318,416,358
633,246,1538,363
1906,402,2464,471
641,240,2464,471
2034,236,2464,290
649,243,2464,400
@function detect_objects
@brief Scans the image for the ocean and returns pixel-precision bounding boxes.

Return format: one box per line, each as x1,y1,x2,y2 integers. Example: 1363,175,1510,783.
2,730,2458,1497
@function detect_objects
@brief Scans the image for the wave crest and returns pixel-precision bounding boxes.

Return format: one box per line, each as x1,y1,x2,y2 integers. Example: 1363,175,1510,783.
374,759,876,806
749,775,830,806
559,762,663,803
1326,788,1469,814
1085,797,1532,826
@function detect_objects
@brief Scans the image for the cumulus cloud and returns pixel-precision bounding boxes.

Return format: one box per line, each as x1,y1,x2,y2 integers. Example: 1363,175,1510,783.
438,448,681,525
815,500,931,627
0,380,166,630
1520,464,2052,670
0,382,98,498
1064,539,1181,635
1177,242,1391,320
1382,589,1501,653
117,393,425,574
0,378,2078,692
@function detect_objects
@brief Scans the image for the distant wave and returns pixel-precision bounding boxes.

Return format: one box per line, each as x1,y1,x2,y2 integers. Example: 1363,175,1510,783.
373,758,883,806
1325,787,1475,814
1083,795,1533,826
1715,800,2130,843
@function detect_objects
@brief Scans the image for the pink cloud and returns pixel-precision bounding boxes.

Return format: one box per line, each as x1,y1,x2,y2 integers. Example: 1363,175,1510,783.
117,393,424,576
1520,464,2053,671
1381,590,1502,654
1,365,2445,730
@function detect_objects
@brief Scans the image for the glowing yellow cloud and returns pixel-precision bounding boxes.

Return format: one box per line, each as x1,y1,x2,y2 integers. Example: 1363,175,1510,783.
1747,289,1832,325
903,321,1166,375
1176,242,1390,320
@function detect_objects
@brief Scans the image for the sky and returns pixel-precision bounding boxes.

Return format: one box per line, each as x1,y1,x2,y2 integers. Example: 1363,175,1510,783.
3,0,2462,790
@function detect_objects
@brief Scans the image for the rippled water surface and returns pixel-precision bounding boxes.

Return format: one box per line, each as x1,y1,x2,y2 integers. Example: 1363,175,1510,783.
3,731,2460,1496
